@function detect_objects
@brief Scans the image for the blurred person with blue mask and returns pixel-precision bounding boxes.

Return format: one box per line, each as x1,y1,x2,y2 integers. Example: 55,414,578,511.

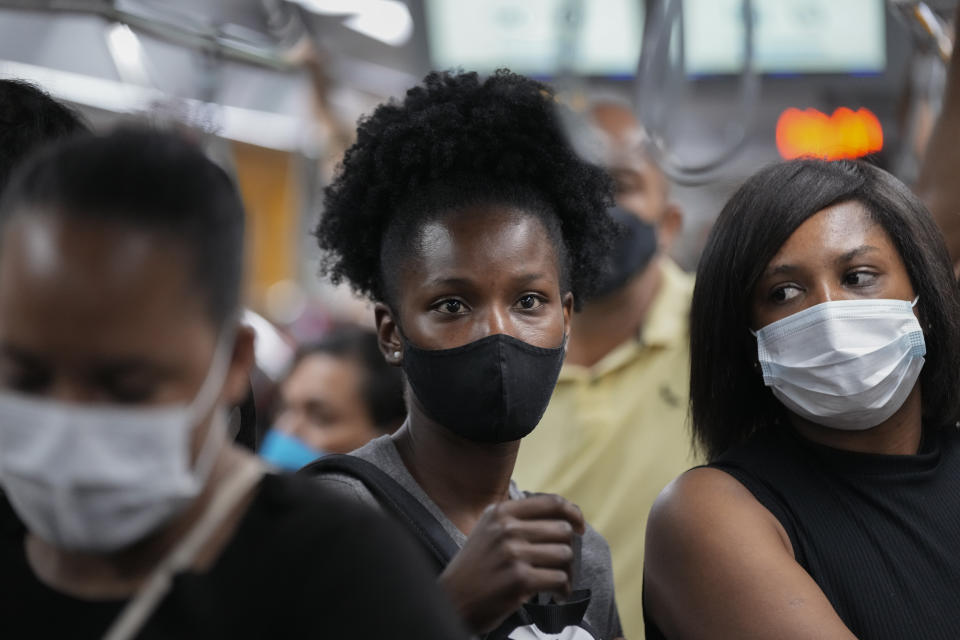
513,99,697,638
0,127,468,639
260,326,406,470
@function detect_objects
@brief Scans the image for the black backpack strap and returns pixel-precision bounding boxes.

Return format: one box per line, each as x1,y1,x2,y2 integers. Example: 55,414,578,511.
301,456,596,640
299,454,460,569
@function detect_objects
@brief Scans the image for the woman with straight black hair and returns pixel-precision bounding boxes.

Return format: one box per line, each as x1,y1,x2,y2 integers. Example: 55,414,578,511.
644,158,960,639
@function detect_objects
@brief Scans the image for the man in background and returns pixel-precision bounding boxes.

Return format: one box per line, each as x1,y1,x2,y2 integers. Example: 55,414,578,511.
514,100,696,638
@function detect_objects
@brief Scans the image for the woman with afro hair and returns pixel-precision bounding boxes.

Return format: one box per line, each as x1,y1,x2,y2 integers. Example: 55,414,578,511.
305,70,624,640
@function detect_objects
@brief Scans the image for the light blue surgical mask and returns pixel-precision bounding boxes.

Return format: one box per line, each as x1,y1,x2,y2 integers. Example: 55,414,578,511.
259,429,324,471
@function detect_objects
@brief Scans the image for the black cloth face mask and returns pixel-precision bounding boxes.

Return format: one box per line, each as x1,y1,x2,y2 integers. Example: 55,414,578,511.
592,205,659,299
400,333,566,443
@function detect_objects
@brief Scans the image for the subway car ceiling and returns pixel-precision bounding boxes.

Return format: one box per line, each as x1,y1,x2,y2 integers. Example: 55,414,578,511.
0,0,951,175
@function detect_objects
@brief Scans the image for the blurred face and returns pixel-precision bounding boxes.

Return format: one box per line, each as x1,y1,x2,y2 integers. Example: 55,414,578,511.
591,104,669,225
383,207,572,352
751,201,916,329
0,213,253,457
606,146,670,227
591,103,681,253
275,353,380,454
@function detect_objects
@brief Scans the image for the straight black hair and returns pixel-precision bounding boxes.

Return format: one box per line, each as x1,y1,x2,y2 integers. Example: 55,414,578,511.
691,158,960,460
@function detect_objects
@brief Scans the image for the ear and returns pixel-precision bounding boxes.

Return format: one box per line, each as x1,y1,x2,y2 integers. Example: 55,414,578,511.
374,302,404,367
221,324,256,406
561,291,574,340
658,203,684,253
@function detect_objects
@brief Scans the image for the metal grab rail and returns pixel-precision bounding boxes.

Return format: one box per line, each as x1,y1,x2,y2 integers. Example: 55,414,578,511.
634,0,759,185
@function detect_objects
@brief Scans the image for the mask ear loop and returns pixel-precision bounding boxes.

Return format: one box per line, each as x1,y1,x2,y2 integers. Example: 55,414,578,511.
189,329,237,421
186,329,238,485
749,324,764,375
910,295,930,336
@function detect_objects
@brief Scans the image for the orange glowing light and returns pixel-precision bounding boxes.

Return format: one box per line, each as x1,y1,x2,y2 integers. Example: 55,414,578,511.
776,107,883,161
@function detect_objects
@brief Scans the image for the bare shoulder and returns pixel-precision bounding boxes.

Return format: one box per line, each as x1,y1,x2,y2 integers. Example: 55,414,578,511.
644,468,856,640
647,466,788,549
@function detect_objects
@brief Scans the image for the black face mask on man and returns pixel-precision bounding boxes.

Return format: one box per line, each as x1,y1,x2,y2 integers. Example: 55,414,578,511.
399,332,566,443
592,205,658,299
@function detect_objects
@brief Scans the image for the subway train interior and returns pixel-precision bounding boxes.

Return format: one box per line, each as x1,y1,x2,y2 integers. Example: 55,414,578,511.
1,1,959,639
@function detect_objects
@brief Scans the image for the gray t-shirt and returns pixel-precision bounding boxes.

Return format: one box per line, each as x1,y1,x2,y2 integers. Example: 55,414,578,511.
314,435,623,639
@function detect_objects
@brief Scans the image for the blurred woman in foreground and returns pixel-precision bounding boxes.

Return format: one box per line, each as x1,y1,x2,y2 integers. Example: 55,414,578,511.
0,128,466,639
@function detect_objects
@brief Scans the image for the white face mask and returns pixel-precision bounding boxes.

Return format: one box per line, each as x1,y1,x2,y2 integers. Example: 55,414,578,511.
0,335,233,553
753,298,925,431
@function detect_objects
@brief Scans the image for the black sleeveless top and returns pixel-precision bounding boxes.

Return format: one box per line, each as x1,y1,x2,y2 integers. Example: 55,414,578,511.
645,426,960,639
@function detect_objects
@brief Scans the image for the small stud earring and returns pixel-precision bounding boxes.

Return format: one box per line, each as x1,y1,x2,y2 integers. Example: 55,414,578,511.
393,351,401,359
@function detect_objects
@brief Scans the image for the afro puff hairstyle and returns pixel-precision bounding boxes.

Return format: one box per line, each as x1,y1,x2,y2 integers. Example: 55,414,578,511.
315,69,616,309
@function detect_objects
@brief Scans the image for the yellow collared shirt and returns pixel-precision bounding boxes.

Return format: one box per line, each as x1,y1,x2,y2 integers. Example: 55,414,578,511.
514,258,698,639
